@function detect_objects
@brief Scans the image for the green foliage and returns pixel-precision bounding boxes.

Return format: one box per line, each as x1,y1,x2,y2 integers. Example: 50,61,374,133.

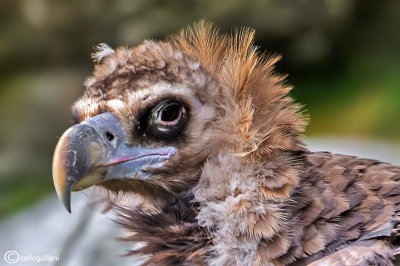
294,59,400,140
0,172,53,218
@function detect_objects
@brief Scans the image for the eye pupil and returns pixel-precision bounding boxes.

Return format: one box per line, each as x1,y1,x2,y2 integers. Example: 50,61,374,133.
160,104,180,122
149,101,185,128
157,103,183,124
144,100,187,139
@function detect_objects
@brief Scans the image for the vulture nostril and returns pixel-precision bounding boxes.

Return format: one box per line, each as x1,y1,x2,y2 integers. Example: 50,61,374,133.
106,132,114,142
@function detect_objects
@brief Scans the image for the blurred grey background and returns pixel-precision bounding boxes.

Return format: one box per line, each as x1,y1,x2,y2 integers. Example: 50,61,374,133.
0,0,399,265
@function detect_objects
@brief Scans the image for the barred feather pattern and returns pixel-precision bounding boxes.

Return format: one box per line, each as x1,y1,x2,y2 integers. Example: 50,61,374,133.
117,151,400,265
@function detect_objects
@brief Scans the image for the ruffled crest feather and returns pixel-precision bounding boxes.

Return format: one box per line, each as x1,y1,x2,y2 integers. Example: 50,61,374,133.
171,21,308,158
91,43,115,63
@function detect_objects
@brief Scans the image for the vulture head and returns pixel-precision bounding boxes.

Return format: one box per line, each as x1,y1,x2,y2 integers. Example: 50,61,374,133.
52,21,400,265
53,21,305,213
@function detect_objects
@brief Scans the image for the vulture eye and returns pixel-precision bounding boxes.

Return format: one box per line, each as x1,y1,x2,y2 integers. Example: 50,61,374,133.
145,100,188,140
155,102,183,125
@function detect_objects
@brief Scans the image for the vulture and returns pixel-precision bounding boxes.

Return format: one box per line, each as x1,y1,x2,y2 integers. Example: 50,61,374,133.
52,22,400,265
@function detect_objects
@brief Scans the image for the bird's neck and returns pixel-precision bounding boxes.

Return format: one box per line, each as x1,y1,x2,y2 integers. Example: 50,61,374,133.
192,150,305,265
117,191,212,264
117,150,306,265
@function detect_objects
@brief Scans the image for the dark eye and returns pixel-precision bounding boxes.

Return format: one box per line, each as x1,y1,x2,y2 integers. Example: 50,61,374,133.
142,99,188,141
154,102,184,126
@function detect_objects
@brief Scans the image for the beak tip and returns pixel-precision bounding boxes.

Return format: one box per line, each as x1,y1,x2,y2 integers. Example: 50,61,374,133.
59,189,72,214
54,179,72,213
62,197,72,213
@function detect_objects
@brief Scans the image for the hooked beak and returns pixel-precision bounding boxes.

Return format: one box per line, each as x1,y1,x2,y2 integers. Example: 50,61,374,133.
52,112,175,213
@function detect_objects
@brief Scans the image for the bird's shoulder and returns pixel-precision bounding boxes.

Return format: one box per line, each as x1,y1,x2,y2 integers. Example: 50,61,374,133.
294,151,400,265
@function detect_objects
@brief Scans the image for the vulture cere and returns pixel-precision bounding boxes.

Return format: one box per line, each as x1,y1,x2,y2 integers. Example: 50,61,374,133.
52,22,400,265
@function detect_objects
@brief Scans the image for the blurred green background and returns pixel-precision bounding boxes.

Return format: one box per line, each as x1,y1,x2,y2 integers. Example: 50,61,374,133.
0,0,399,218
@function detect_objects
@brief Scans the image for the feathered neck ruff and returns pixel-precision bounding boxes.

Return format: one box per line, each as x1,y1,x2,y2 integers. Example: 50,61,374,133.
171,22,309,265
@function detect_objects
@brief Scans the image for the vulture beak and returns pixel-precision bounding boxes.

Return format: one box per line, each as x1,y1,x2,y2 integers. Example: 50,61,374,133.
52,112,175,213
